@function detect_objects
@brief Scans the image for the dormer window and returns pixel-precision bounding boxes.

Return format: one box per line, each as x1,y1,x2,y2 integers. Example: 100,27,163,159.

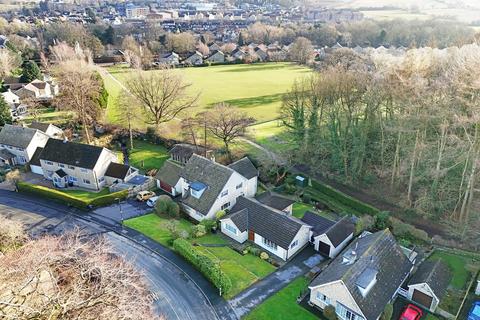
190,182,207,199
356,267,378,297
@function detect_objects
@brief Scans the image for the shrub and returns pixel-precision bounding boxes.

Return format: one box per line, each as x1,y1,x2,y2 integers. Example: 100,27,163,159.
355,215,374,235
173,238,232,295
215,210,226,220
323,305,337,320
374,211,391,230
284,183,297,195
200,219,216,232
260,252,269,260
155,195,180,219
389,217,430,243
0,216,27,253
302,193,311,204
191,224,207,238
249,247,260,256
380,303,393,320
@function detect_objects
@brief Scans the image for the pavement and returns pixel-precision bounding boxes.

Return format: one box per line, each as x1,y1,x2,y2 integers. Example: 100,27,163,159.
229,245,324,318
0,190,235,320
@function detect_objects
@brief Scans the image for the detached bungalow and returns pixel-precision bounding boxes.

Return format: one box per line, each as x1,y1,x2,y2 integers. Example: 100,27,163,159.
184,51,203,66
220,196,311,261
255,191,295,214
308,229,414,320
407,260,451,312
206,50,225,63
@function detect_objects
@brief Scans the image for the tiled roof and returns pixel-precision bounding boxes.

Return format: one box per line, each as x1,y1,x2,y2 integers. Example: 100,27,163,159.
325,217,355,246
310,229,413,320
155,160,183,186
39,139,105,169
0,124,45,149
228,157,258,179
105,162,131,179
301,211,335,236
255,191,295,211
408,260,451,300
226,196,307,249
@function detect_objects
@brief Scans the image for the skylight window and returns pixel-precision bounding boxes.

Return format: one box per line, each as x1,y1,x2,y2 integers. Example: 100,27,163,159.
356,267,378,297
190,182,207,199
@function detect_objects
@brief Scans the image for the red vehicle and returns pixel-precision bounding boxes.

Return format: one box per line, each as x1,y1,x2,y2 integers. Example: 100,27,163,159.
399,304,424,320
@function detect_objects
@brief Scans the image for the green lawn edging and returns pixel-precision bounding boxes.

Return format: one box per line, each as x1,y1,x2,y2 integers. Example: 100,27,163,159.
17,182,128,209
173,238,232,296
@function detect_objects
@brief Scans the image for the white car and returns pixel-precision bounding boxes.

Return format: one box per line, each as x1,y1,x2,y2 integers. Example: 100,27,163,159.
146,196,160,208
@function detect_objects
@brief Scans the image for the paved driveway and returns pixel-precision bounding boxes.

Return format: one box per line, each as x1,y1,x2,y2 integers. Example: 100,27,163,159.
92,199,152,225
0,191,221,320
229,246,324,317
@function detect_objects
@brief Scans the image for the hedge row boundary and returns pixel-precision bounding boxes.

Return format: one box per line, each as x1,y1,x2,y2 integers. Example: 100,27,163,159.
17,182,128,209
173,238,232,295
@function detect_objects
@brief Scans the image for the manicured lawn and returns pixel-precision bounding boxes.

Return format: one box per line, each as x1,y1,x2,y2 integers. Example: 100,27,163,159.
123,213,275,298
127,140,169,171
292,203,314,218
106,63,311,125
429,251,478,290
60,188,110,201
247,120,292,152
244,277,317,320
123,213,192,247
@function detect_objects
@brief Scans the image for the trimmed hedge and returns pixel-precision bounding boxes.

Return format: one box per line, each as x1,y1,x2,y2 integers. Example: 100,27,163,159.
17,182,128,209
309,179,379,216
173,238,232,295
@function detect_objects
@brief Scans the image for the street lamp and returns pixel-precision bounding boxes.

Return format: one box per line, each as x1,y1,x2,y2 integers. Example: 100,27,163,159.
115,198,123,225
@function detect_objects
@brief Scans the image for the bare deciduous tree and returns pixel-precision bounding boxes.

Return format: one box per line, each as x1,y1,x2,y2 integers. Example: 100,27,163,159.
0,216,27,253
0,49,20,81
127,67,199,130
201,103,255,161
289,37,314,65
116,90,140,149
0,232,159,320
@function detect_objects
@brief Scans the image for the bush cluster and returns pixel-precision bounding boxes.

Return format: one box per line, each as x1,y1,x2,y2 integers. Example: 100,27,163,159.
17,182,128,209
173,238,232,295
389,217,429,243
154,195,180,219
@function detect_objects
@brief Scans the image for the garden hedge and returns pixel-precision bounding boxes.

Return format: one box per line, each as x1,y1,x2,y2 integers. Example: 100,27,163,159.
17,182,128,209
173,238,232,295
309,179,379,216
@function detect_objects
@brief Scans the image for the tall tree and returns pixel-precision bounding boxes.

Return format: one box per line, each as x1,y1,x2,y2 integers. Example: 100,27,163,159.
20,60,41,83
116,90,140,149
126,67,199,130
0,95,12,127
289,37,314,65
201,103,255,161
53,60,102,144
0,49,19,81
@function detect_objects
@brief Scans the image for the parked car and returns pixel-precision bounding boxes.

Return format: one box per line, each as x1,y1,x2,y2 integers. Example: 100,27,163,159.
399,304,423,320
146,196,159,208
468,302,480,320
136,191,156,201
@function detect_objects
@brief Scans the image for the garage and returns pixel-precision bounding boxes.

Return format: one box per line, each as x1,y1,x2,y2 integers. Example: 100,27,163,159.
160,180,172,194
318,241,331,256
412,289,433,309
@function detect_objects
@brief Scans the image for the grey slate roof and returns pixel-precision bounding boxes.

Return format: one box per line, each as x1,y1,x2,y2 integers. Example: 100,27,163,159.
0,124,45,149
170,143,205,161
30,147,43,166
29,122,53,133
105,162,131,179
40,139,105,169
325,217,355,246
309,229,413,320
256,191,295,211
408,260,451,300
180,154,234,215
228,157,258,179
301,211,335,236
226,196,308,249
155,160,183,186
55,169,67,178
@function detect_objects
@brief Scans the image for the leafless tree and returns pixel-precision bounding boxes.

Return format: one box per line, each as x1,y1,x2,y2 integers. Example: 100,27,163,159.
0,232,159,320
0,216,27,254
53,60,101,144
289,37,315,65
127,67,199,130
116,90,140,149
0,49,20,81
202,103,255,161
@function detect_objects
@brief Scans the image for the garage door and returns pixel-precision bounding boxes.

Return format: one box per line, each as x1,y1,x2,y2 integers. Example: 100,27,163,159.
160,181,172,194
412,289,433,309
318,241,331,256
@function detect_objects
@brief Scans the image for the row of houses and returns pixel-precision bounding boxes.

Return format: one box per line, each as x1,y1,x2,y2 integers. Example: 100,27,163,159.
158,42,289,66
1,75,59,120
0,124,148,191
155,144,453,319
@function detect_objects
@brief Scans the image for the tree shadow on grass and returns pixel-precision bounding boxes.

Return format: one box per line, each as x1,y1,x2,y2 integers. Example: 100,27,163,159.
209,93,284,109
218,63,303,73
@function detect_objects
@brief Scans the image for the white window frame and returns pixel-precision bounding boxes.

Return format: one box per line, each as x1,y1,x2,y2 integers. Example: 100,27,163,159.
83,179,91,184
290,240,298,249
262,238,278,250
221,202,230,210
225,223,237,235
220,189,228,197
236,183,243,189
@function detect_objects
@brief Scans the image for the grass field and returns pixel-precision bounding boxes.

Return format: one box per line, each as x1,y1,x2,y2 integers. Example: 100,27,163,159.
123,213,275,299
244,277,317,320
126,140,169,171
103,63,310,126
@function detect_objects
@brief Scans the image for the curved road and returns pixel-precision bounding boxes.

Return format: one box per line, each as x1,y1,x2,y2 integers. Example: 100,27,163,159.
0,190,220,320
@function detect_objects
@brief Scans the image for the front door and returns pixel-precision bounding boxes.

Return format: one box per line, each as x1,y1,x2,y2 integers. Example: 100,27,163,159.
248,230,255,241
